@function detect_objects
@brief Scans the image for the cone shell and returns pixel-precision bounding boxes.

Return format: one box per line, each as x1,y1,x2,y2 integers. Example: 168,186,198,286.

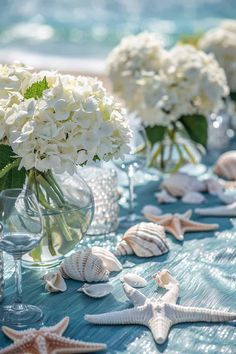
214,151,236,180
60,249,110,283
116,222,169,257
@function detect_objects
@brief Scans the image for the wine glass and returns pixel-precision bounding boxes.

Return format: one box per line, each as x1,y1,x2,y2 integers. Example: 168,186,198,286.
115,120,148,227
0,188,43,326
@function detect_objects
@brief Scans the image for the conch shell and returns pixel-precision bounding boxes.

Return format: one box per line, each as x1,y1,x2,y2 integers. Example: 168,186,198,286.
115,222,169,257
214,151,236,180
161,173,205,197
43,271,67,293
60,249,109,283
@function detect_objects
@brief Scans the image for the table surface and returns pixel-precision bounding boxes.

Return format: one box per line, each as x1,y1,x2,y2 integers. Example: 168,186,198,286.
0,162,236,354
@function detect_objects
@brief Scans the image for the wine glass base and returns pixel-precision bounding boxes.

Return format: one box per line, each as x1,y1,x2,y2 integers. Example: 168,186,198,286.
119,214,145,228
0,304,44,327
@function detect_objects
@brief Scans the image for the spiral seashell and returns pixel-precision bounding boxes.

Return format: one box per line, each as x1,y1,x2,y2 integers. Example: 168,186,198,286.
214,151,236,180
161,173,205,197
115,222,169,257
91,246,122,272
60,249,110,283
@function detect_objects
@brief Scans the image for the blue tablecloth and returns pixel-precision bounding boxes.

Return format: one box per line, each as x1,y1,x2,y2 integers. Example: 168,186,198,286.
0,170,236,353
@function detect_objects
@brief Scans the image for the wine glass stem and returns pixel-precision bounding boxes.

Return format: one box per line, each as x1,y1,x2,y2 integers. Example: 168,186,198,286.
127,165,135,216
14,256,22,305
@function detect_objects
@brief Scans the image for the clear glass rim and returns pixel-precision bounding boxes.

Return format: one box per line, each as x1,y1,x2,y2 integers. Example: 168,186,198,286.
0,188,35,199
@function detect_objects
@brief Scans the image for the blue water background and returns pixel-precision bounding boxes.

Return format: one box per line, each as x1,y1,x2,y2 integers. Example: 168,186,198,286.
0,0,235,70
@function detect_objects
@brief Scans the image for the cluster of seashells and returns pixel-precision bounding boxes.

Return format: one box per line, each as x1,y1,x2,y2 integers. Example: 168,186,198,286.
44,222,170,298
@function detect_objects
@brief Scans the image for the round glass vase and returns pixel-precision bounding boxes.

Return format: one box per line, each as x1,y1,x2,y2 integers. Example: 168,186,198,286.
149,135,202,175
22,169,94,269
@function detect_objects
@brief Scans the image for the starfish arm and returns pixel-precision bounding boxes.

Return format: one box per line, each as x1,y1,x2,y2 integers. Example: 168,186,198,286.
165,303,236,324
181,219,218,233
0,335,35,354
181,210,192,219
165,217,184,241
148,315,172,345
85,306,149,326
154,270,180,304
1,326,36,341
123,283,147,306
47,317,70,335
42,334,106,354
144,214,172,225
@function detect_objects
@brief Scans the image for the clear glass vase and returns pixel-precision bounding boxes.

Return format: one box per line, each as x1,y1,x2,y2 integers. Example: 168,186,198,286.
22,169,94,269
149,135,202,175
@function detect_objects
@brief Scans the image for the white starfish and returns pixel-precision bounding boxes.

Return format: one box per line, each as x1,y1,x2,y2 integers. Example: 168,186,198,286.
85,270,236,344
0,317,106,354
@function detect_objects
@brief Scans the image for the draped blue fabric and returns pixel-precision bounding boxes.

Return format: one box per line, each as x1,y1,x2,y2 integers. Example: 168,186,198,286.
0,171,236,353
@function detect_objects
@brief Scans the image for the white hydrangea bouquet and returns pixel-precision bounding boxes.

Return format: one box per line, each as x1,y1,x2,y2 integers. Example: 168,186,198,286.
199,20,236,101
107,33,229,171
0,63,131,265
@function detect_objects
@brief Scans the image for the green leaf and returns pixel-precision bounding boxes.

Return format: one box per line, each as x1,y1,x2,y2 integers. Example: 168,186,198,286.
24,76,49,100
230,92,236,102
179,115,208,148
0,144,26,192
145,125,167,147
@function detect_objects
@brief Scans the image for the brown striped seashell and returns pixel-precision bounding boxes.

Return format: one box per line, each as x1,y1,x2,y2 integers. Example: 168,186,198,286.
115,222,169,257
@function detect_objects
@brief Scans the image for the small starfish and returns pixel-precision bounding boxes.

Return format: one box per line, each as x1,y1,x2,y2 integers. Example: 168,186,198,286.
85,270,236,345
0,317,106,354
143,209,218,241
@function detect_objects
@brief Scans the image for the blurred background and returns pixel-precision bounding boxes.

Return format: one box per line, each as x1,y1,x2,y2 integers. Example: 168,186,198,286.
0,0,235,75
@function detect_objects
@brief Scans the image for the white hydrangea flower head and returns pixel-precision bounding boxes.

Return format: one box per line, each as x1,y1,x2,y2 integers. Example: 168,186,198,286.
5,74,131,173
107,31,168,103
199,26,236,92
162,45,229,118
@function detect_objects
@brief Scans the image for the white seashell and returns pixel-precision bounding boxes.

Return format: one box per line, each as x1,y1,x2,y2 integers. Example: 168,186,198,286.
195,201,236,216
43,271,67,293
115,222,169,257
60,249,110,283
214,151,236,180
155,190,177,203
122,273,147,288
217,190,236,204
182,191,205,204
78,283,113,298
142,205,162,216
91,246,122,272
204,178,223,195
161,173,205,197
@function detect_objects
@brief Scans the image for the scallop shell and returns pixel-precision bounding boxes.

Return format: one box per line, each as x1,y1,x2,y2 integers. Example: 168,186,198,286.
60,249,110,283
181,191,205,204
214,151,236,180
122,273,147,288
115,222,169,257
161,173,205,197
78,283,113,298
91,246,122,272
43,271,67,293
155,190,177,203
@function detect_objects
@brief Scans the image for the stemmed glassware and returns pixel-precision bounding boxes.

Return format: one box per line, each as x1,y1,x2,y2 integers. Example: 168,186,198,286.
115,119,148,227
0,188,43,326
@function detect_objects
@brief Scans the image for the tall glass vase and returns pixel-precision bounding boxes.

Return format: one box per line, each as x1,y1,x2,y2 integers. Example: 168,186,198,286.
22,169,94,268
149,134,202,175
